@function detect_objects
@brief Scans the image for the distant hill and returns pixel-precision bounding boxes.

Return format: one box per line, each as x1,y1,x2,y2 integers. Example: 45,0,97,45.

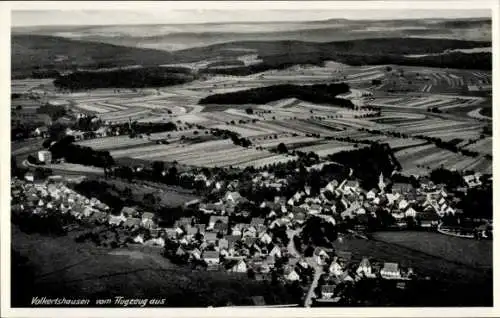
12,17,491,51
12,34,492,79
11,34,175,78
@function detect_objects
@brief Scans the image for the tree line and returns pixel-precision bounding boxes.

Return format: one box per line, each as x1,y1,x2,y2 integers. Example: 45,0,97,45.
199,83,353,108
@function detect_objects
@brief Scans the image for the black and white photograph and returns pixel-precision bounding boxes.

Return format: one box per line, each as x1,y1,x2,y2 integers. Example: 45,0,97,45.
2,0,497,315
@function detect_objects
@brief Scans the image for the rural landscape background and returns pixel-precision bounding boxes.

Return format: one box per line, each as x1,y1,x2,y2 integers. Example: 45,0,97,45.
10,7,493,308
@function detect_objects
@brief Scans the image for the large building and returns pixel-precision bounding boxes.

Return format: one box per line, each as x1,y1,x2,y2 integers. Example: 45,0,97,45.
38,150,52,163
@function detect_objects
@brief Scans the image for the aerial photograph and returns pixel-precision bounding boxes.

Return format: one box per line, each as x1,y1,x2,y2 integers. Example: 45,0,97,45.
9,4,493,309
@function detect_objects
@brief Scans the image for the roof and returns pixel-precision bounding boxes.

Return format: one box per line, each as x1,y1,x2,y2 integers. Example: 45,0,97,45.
345,180,359,188
250,217,265,226
214,222,228,233
209,215,229,224
383,262,400,272
36,126,49,132
125,218,141,227
203,251,220,259
225,191,242,200
204,232,218,241
121,206,137,216
142,212,155,219
359,257,371,267
336,251,352,261
392,183,414,193
314,247,327,256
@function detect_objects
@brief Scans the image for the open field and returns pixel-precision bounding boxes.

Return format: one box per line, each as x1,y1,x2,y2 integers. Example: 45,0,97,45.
371,231,492,270
395,144,492,175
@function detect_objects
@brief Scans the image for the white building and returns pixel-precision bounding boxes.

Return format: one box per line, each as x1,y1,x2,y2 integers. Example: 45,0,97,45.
38,150,52,163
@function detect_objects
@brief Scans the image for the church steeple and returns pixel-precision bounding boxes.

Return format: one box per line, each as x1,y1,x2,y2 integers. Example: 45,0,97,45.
378,172,386,192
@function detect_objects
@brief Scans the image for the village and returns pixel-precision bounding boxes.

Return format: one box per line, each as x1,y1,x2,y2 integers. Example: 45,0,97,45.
10,156,492,306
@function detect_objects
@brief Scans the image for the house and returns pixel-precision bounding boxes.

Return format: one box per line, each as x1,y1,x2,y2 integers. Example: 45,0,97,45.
24,172,34,182
203,251,220,265
224,191,242,204
380,262,402,279
94,127,108,138
329,259,344,276
225,235,240,252
392,183,414,194
147,236,165,247
164,228,177,238
418,212,439,228
405,207,417,218
325,180,339,193
259,232,272,245
195,223,206,234
37,150,52,163
227,259,247,273
366,188,378,200
34,126,49,137
314,247,329,266
190,248,202,260
218,238,229,250
176,246,187,257
356,257,375,278
125,218,141,229
208,215,229,229
204,232,218,244
285,269,300,282
463,174,482,188
120,206,138,218
141,212,155,229
269,245,282,258
133,234,145,244
398,199,409,211
250,218,265,227
186,226,198,237
336,251,352,267
321,285,336,299
308,204,322,215
214,222,229,234
108,214,126,226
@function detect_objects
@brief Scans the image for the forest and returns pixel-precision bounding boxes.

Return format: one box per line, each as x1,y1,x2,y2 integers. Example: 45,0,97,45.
199,83,353,108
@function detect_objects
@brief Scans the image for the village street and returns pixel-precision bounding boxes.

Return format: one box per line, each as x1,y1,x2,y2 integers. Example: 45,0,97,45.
286,228,324,307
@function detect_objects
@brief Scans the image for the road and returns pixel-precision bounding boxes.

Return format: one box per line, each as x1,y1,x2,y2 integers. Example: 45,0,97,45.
286,228,324,307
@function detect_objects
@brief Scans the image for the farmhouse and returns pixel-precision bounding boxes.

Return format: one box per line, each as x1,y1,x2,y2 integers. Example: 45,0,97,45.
380,262,402,279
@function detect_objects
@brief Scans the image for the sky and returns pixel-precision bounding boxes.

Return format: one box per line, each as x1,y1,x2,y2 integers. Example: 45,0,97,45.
11,7,491,27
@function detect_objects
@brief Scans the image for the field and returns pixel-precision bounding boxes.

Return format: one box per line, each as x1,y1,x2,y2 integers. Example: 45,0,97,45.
11,226,293,307
12,48,492,176
371,231,492,270
395,144,492,175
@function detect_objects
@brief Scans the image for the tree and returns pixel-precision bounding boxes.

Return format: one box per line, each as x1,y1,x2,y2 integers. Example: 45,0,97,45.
152,161,165,178
143,193,158,208
276,142,288,154
245,108,254,115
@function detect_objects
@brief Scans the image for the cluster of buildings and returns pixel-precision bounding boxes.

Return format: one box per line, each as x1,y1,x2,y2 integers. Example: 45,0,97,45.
11,177,110,223
313,250,415,304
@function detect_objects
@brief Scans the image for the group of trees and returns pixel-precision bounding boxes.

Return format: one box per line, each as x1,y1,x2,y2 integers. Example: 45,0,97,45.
199,83,353,109
36,104,67,121
327,143,401,189
49,136,114,168
53,67,195,90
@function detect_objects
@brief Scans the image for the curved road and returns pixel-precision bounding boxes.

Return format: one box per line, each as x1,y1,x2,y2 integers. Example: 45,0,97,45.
286,228,324,307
